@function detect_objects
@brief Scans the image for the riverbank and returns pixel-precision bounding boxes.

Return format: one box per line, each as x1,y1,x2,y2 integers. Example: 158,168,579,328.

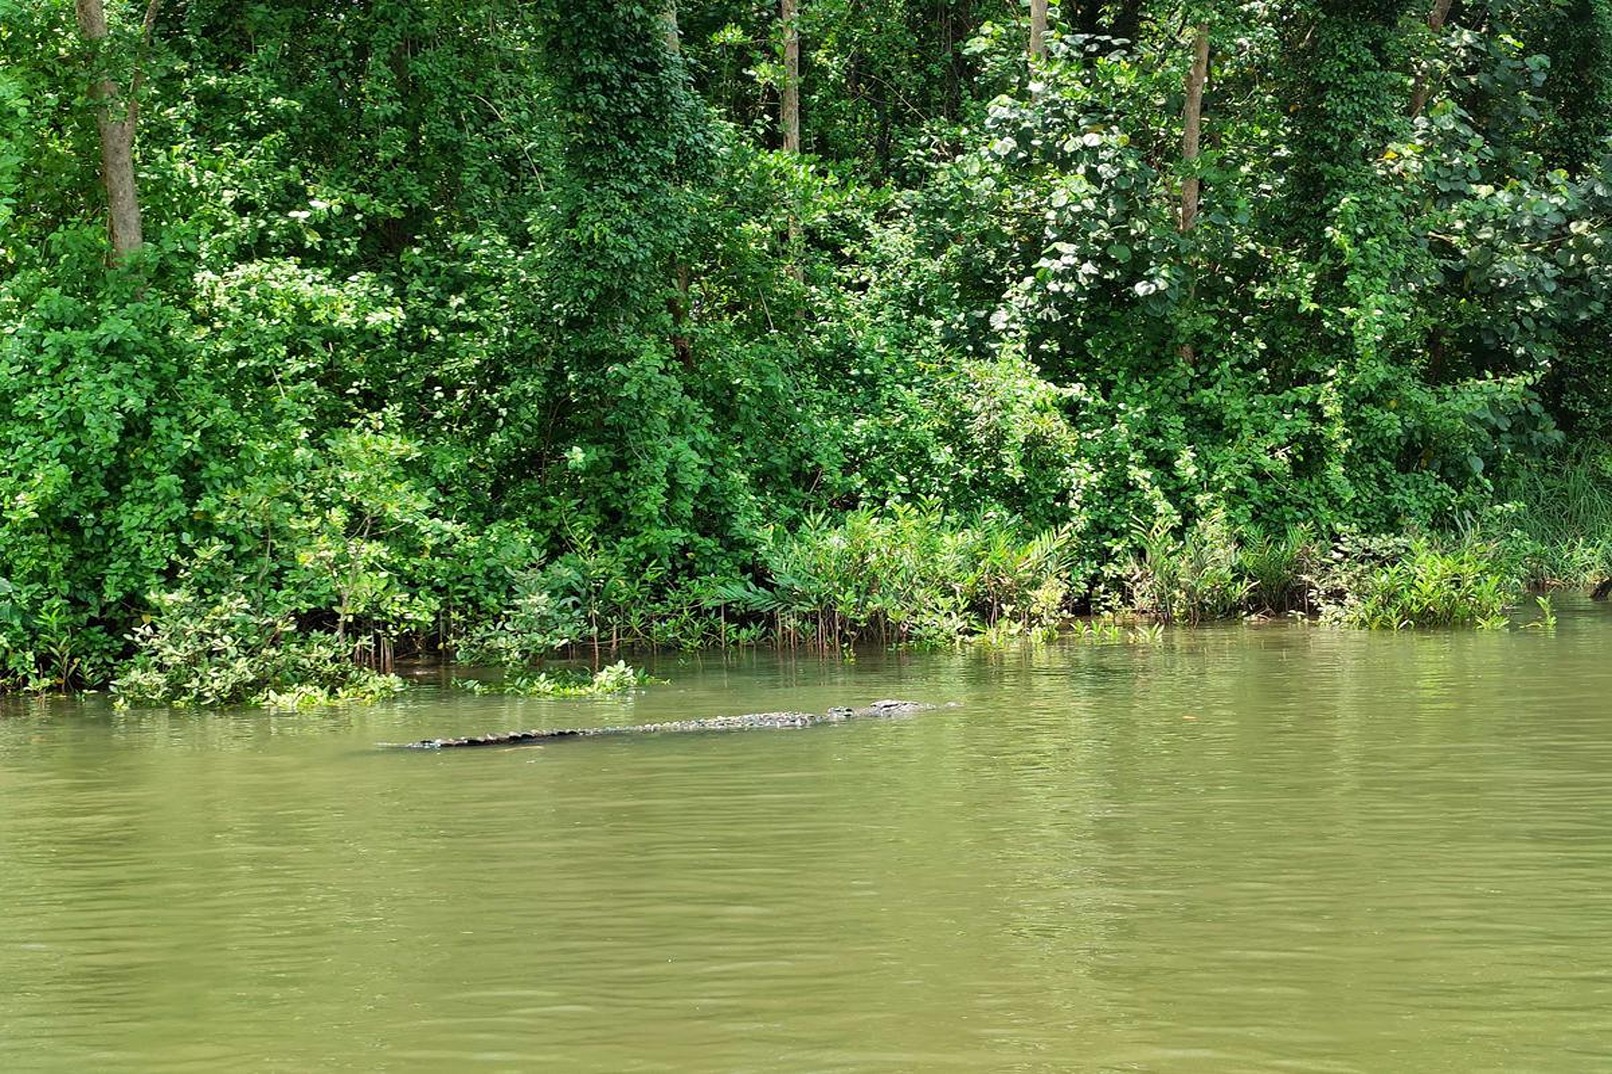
4,466,1607,705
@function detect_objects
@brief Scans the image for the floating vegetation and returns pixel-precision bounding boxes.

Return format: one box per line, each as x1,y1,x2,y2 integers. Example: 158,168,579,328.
454,661,663,698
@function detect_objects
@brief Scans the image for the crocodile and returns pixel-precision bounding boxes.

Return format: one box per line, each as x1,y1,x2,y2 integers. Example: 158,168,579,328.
389,698,942,749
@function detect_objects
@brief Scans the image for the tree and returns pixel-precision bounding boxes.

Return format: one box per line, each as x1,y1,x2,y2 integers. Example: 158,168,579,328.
74,0,160,262
1178,23,1209,364
782,0,801,154
1537,0,1612,174
782,0,803,278
524,0,718,552
1180,26,1209,233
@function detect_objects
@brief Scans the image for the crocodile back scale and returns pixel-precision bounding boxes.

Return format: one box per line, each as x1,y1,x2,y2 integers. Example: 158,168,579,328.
384,699,946,750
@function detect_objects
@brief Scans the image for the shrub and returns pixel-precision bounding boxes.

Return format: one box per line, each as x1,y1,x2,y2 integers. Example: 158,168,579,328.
1127,509,1252,624
726,506,1076,648
456,660,659,697
112,586,402,707
1319,536,1522,629
1239,524,1321,615
453,564,586,668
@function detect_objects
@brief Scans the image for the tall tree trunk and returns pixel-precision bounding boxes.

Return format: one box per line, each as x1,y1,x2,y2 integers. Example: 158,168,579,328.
1409,0,1454,117
782,0,801,154
1030,0,1049,59
75,0,160,263
665,1,692,363
1180,26,1209,233
1178,26,1209,364
782,0,803,280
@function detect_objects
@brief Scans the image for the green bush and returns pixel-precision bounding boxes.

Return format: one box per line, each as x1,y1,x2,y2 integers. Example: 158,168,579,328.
1126,509,1250,625
454,564,586,668
1320,537,1522,630
1240,525,1321,615
456,660,660,697
111,585,403,707
702,506,1074,648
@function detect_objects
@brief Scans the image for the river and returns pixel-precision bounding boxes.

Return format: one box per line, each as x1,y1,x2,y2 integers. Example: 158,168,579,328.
4,607,1612,1072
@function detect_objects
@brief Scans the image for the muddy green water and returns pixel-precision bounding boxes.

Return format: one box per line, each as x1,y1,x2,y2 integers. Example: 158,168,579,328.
5,610,1612,1073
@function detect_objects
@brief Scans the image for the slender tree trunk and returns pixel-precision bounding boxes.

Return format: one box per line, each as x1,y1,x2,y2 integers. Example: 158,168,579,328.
1409,0,1455,117
782,0,801,154
665,1,693,362
1178,26,1209,364
1180,26,1209,233
75,0,160,263
1030,0,1049,59
782,0,803,281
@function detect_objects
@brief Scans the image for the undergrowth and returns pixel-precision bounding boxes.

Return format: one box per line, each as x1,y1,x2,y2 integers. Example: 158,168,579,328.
111,586,404,708
1317,536,1522,629
60,479,1612,707
1489,445,1612,586
454,660,660,697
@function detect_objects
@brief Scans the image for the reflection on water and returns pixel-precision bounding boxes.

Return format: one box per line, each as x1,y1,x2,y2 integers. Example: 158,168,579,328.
5,607,1612,1072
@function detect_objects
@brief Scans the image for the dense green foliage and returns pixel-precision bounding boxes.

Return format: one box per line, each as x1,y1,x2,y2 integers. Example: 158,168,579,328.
4,0,1612,697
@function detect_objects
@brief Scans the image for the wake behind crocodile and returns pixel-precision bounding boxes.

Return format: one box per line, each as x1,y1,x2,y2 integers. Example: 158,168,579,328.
387,699,944,750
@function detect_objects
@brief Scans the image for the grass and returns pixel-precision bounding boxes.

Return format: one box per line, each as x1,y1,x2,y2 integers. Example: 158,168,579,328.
1491,444,1612,587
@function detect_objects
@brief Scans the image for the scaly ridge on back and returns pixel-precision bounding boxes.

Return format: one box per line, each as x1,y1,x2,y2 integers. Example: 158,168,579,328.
386,699,940,750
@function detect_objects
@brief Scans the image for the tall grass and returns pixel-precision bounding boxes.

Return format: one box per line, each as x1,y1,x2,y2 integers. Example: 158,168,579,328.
1127,511,1318,623
706,506,1076,648
456,496,1568,665
1319,537,1521,629
1491,445,1612,586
